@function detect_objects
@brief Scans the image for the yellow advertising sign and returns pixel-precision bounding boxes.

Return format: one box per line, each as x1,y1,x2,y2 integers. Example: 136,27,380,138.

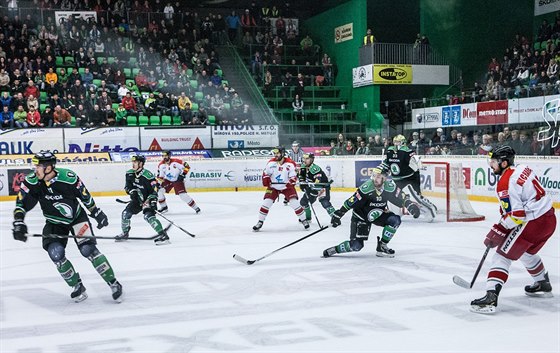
0,153,112,165
373,64,413,84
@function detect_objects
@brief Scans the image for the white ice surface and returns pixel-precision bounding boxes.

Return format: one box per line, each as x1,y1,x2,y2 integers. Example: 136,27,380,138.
0,191,559,353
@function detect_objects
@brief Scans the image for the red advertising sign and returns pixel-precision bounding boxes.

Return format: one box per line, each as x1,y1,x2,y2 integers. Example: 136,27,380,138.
477,101,508,125
435,166,471,190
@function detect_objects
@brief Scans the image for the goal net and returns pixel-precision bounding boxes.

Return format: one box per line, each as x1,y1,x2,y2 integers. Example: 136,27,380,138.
421,161,485,222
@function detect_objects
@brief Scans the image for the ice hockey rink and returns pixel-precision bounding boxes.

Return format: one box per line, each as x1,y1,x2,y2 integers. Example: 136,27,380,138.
1,191,559,353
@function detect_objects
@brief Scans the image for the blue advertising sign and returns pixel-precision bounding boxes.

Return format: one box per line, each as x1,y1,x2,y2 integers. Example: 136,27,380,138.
110,150,212,162
442,105,461,126
354,160,381,187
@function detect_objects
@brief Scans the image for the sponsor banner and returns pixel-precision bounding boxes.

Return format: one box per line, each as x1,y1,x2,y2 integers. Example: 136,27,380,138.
442,105,462,126
432,165,472,190
213,148,275,158
301,146,332,156
139,127,210,151
352,64,373,88
110,150,211,162
0,152,111,166
411,65,449,85
534,0,560,16
354,160,381,187
0,169,6,195
64,127,140,153
461,103,478,126
0,128,64,155
412,106,441,129
477,101,508,125
7,168,33,196
508,95,560,124
334,22,353,43
55,11,97,26
373,64,412,84
211,125,279,149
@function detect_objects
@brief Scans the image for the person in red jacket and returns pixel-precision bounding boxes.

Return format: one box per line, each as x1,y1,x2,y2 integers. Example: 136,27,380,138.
26,106,42,127
121,92,137,115
24,80,40,99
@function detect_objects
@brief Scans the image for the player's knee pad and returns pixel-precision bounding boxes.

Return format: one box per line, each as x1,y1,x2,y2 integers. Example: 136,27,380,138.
47,242,65,262
143,208,156,221
349,238,364,252
121,208,133,221
319,197,333,210
79,243,99,259
386,214,401,229
300,196,309,207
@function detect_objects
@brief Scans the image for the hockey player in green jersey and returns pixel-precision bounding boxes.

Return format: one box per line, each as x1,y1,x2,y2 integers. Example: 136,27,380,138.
380,134,437,219
322,167,420,258
299,153,335,221
12,151,122,303
115,154,170,245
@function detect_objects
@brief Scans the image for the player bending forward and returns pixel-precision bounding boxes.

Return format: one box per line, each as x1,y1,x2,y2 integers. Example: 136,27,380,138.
299,153,335,221
12,151,123,303
380,135,437,220
115,154,170,245
157,150,200,214
470,146,556,314
323,167,420,258
253,146,310,231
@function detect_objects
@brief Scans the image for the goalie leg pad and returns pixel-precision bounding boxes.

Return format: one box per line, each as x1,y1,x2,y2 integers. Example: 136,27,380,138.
405,184,436,218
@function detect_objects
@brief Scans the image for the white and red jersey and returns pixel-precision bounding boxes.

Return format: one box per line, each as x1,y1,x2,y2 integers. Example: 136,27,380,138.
263,157,297,191
496,164,553,229
157,158,190,182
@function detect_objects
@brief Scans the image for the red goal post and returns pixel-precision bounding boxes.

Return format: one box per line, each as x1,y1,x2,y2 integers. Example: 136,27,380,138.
421,161,485,222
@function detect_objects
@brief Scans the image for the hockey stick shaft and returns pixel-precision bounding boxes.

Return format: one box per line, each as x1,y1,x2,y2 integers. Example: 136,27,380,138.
234,226,329,265
29,223,172,241
453,245,491,289
303,188,322,228
117,198,195,238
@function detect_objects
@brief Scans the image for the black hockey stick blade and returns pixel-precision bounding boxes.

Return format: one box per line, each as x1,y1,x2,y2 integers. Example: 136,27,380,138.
116,198,130,204
29,224,171,241
233,226,329,265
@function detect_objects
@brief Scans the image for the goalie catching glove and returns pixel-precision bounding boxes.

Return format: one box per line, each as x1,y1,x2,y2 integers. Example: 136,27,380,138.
484,223,510,248
404,199,421,218
330,209,346,228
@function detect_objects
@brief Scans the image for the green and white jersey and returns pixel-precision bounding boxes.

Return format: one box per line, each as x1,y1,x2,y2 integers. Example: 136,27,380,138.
14,168,97,225
380,145,418,180
340,179,407,222
125,168,158,201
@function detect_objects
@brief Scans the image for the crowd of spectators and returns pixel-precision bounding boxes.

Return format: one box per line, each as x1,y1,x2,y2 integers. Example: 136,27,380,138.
0,0,259,129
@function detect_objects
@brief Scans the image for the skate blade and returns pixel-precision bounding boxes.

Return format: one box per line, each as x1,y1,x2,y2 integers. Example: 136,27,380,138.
114,238,128,242
376,252,395,258
113,293,124,303
154,240,171,246
73,292,88,303
525,291,554,298
470,305,496,314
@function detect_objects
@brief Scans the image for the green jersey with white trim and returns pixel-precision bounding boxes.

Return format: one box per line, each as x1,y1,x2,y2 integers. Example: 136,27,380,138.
14,168,98,225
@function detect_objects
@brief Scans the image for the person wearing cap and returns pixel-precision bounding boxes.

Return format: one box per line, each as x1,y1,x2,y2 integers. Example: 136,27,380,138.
299,153,335,222
432,127,445,144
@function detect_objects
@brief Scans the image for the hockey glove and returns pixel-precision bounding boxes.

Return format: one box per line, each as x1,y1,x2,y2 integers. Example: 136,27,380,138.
331,209,345,228
149,198,158,211
12,220,28,242
484,223,509,248
130,189,144,207
404,200,421,219
177,173,186,182
262,175,271,187
91,207,109,229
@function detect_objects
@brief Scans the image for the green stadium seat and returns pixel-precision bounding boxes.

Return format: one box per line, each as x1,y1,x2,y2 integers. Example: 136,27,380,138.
124,68,132,78
97,57,106,64
71,116,76,126
208,115,216,125
112,103,119,110
191,103,198,111
128,57,137,66
138,115,149,126
78,68,85,75
194,91,203,101
186,68,193,77
92,79,102,87
223,103,231,110
56,67,64,76
40,103,49,112
172,115,182,125
125,79,136,87
161,115,172,125
56,56,64,66
216,69,223,77
149,116,160,125
64,56,74,65
221,80,229,87
534,42,541,50
107,57,116,64
190,80,198,89
126,116,138,125
40,91,47,102
132,68,140,77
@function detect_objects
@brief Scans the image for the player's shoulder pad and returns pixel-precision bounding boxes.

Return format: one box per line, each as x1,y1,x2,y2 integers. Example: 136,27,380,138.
383,179,396,192
400,145,412,152
126,168,136,175
387,146,398,152
141,169,155,179
309,164,321,174
55,168,78,184
358,179,374,194
25,172,39,184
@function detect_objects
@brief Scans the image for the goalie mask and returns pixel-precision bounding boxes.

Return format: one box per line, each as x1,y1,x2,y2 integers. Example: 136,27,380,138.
393,134,406,149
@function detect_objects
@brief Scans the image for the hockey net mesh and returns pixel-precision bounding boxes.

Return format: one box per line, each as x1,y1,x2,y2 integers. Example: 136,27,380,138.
423,161,485,222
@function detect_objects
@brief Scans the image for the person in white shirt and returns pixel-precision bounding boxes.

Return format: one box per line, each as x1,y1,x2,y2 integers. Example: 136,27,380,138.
156,150,200,214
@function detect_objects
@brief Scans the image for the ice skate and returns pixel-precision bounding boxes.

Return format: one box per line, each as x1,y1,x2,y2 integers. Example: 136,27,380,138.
114,231,129,242
158,205,168,213
376,239,395,258
154,230,170,245
301,219,310,230
109,280,123,303
70,281,88,303
322,246,337,258
525,273,553,298
470,285,501,314
195,206,201,214
253,220,264,232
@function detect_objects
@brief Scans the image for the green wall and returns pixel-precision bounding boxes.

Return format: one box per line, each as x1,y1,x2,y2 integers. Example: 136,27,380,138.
420,0,533,87
304,0,381,128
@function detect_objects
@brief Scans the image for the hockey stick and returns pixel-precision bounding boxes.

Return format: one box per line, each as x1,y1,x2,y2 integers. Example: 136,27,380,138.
116,198,195,238
303,188,322,228
452,245,491,289
233,226,329,265
29,224,172,241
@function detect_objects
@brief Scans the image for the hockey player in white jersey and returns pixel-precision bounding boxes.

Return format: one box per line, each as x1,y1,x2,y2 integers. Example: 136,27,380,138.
470,145,556,314
253,146,310,231
156,150,200,214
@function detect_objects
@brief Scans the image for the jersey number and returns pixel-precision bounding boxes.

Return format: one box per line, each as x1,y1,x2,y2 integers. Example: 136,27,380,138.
532,179,546,201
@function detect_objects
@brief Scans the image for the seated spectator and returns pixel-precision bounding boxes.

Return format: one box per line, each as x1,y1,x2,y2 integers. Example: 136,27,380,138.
75,104,90,127
118,83,130,100
41,106,54,127
231,92,243,111
343,139,356,155
517,130,532,155
24,80,40,99
13,105,28,128
81,68,95,89
0,68,10,89
181,102,194,125
26,106,42,127
53,105,72,127
329,140,342,156
90,104,107,127
0,105,14,129
26,94,38,111
45,67,58,85
292,94,304,121
478,134,493,155
105,105,117,126
240,104,252,125
455,135,473,155
355,140,369,155
121,92,137,115
144,93,157,116
0,92,12,110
